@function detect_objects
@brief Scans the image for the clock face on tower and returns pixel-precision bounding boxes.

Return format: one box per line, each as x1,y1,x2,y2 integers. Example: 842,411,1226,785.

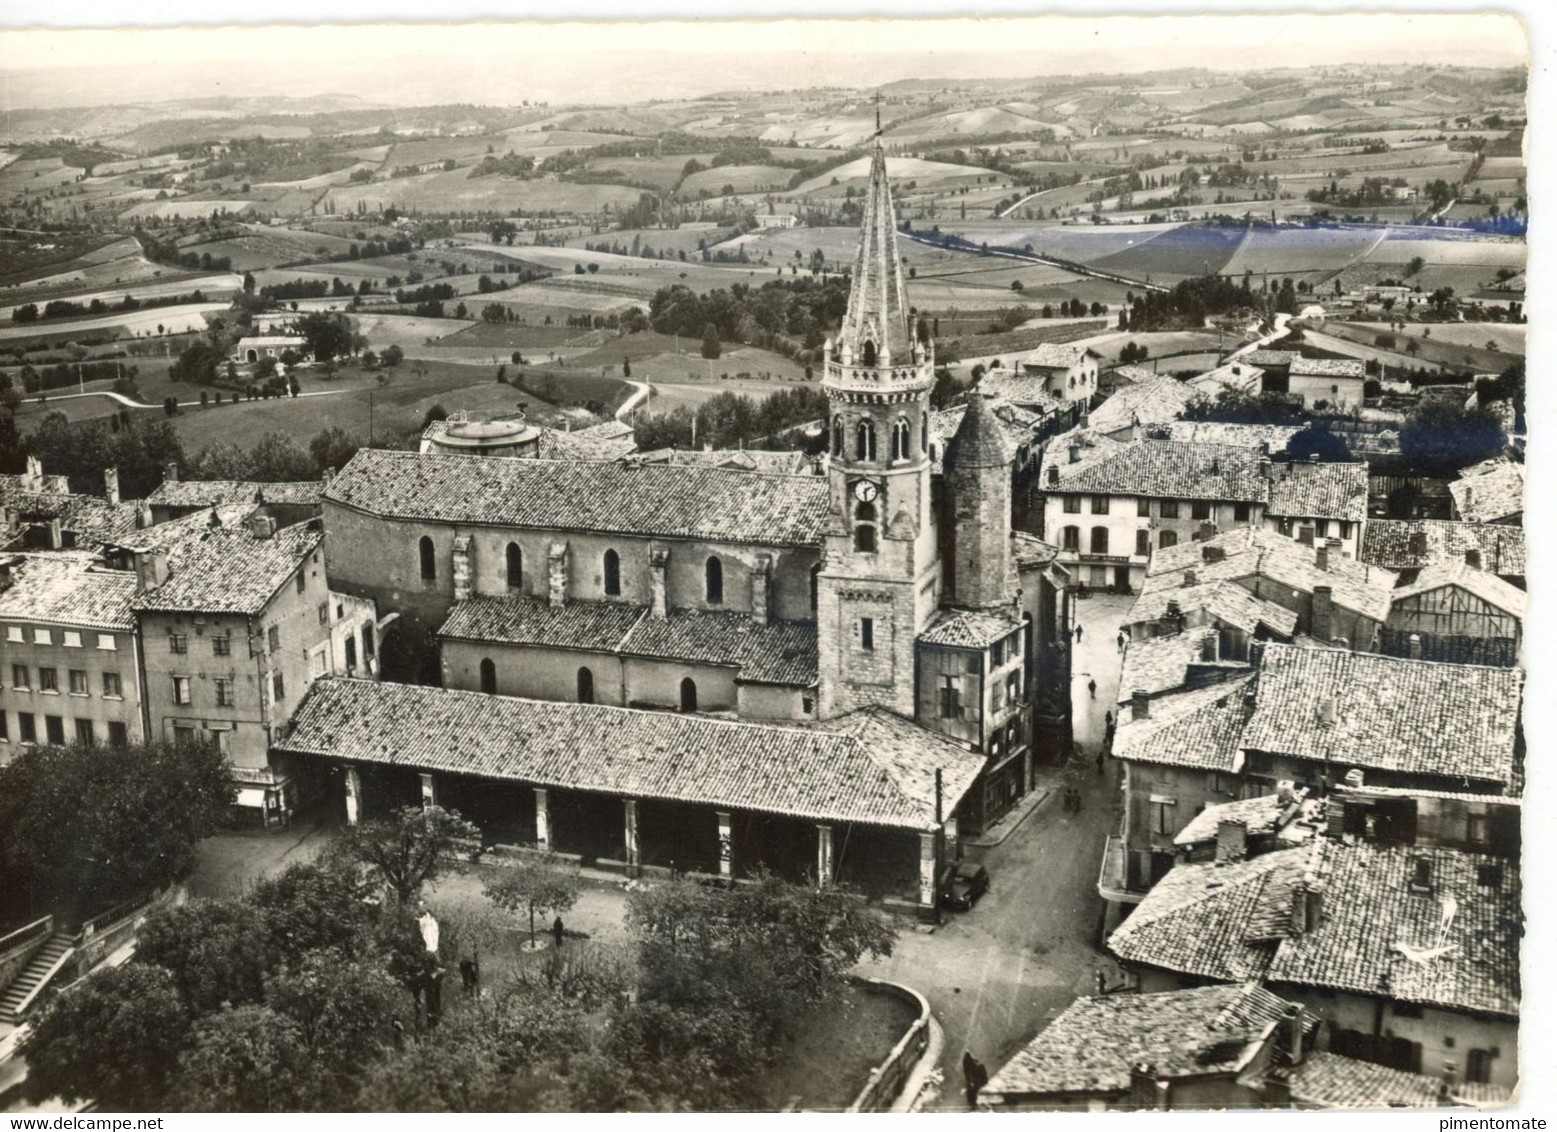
852,479,879,504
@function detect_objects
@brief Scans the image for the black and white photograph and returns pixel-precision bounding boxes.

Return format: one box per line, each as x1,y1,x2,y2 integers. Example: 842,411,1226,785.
0,6,1537,1116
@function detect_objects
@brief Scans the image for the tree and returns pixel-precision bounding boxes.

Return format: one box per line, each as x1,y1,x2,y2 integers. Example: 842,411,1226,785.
134,899,273,1013
245,431,316,481
1399,400,1506,475
1407,255,1426,276
382,344,404,368
171,1005,312,1112
170,341,223,384
329,805,480,905
1284,421,1351,463
298,312,353,362
21,964,191,1110
255,355,279,381
484,853,583,946
700,323,722,360
481,302,507,323
264,950,399,1083
251,860,376,966
623,357,631,379
0,741,233,912
309,426,363,474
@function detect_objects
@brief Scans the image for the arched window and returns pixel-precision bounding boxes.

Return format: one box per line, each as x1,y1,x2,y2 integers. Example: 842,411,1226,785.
603,549,621,597
1091,527,1109,554
861,340,877,367
831,417,844,457
856,418,876,462
418,536,436,582
680,677,698,713
506,542,522,590
854,500,878,554
892,417,911,461
577,666,595,704
479,658,497,694
809,562,821,614
705,556,724,605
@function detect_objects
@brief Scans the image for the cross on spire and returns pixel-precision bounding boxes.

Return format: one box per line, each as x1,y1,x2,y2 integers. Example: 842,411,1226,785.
874,92,882,137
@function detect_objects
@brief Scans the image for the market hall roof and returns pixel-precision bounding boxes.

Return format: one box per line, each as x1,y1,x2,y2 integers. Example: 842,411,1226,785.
277,678,983,832
323,448,830,548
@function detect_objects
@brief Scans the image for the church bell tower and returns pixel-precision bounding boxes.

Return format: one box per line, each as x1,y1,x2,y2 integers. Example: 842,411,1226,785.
816,143,939,720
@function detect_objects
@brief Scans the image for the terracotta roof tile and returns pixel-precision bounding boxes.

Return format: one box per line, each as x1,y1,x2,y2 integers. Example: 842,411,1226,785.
620,610,819,686
1360,520,1525,576
1128,579,1298,638
1051,440,1269,502
1286,1051,1454,1108
1164,421,1307,452
0,554,136,631
1392,560,1526,620
1449,462,1524,524
1089,376,1196,434
146,480,322,508
919,606,1022,650
438,595,645,651
1112,675,1256,772
130,522,322,616
1266,461,1369,522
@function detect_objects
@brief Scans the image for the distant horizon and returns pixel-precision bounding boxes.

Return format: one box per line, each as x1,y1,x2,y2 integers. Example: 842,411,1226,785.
0,15,1528,114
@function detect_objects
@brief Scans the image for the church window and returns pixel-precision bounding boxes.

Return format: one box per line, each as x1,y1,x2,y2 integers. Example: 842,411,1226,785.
479,658,497,695
832,417,844,457
921,414,929,456
603,549,621,596
1091,527,1109,554
418,536,437,582
1062,526,1080,552
856,418,877,462
861,340,877,367
705,556,724,605
506,542,523,590
577,666,595,704
680,677,698,713
859,618,875,652
854,500,878,553
892,418,911,461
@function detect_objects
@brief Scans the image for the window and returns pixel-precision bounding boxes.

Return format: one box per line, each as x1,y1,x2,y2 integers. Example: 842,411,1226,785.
362,622,375,660
892,417,911,461
44,715,64,746
1090,527,1109,554
419,536,437,582
1062,495,1082,514
215,678,234,707
861,340,877,367
1091,495,1110,515
1151,797,1176,835
296,570,306,595
938,674,962,719
922,415,929,457
11,664,28,690
603,549,621,596
859,617,875,652
1234,501,1251,522
1191,500,1211,521
1160,500,1180,519
576,666,595,704
18,712,36,744
854,500,878,554
267,625,280,652
506,542,523,589
62,631,82,648
680,677,698,713
32,628,51,645
68,670,88,696
479,658,497,695
108,721,128,748
856,418,877,462
272,671,285,702
802,695,814,715
1316,519,1330,538
1477,863,1503,888
1135,530,1150,557
1006,670,1021,705
174,726,197,747
97,670,120,700
318,602,329,627
1409,857,1433,891
1467,813,1491,847
1159,530,1179,550
74,719,95,747
344,636,358,672
831,417,844,457
0,713,6,741
1137,498,1150,518
809,563,820,615
170,633,188,654
38,667,57,693
705,556,724,605
96,633,116,651
1340,521,1353,539
5,626,20,643
1465,1049,1494,1085
1062,526,1080,552
172,676,192,705
213,634,231,657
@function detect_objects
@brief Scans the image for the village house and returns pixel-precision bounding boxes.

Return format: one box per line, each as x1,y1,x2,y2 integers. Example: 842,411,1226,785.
231,335,309,365
1188,360,1265,399
1163,420,1308,453
1449,461,1523,525
1085,375,1196,442
144,466,325,528
1288,357,1366,411
1360,519,1525,587
1381,559,1524,667
1,460,143,554
1243,349,1299,393
1261,457,1370,560
0,554,145,759
1018,342,1103,408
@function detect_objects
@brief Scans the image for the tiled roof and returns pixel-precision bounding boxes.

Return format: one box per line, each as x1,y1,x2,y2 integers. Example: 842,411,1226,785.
119,504,262,549
1286,1051,1452,1109
0,554,136,631
1109,364,1160,384
1244,350,1299,368
620,610,819,686
277,678,983,832
0,485,141,552
537,423,638,462
1241,643,1523,788
944,392,1013,468
324,448,829,548
1024,342,1097,369
977,368,1069,410
1450,462,1524,524
919,606,1022,650
1290,357,1366,379
1112,675,1256,772
438,595,645,652
1164,421,1306,453
1173,793,1314,847
1013,532,1060,571
1128,579,1299,638
1038,425,1126,481
1148,526,1398,623
931,399,1043,474
1088,376,1195,435
629,448,811,475
1118,627,1241,701
1266,461,1369,522
1189,362,1265,396
1392,560,1526,620
1360,520,1525,576
146,480,323,508
130,522,322,615
1049,440,1268,502
982,983,1291,1098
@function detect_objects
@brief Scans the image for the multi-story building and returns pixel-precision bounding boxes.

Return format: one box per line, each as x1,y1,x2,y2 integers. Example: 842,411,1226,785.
1360,519,1525,587
0,554,144,761
1018,342,1103,406
1287,357,1366,410
1381,559,1524,667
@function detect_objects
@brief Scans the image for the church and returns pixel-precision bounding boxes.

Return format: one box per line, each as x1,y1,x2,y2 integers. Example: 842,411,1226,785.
278,144,1072,917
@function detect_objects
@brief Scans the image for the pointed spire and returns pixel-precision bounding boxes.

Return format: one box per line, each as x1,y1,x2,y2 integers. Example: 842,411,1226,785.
838,146,912,364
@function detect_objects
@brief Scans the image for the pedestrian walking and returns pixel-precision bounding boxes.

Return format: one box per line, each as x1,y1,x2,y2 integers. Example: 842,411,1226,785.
1096,749,1106,776
1088,677,1097,700
1118,629,1128,652
552,915,565,949
1074,623,1084,643
963,1050,989,1107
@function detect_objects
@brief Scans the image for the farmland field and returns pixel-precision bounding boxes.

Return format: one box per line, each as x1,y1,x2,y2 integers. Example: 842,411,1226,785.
680,165,794,196
0,301,230,342
179,227,361,271
321,169,647,215
121,199,257,221
587,155,711,191
790,155,998,196
2,273,243,320
1089,224,1249,279
1348,321,1524,355
1220,227,1385,277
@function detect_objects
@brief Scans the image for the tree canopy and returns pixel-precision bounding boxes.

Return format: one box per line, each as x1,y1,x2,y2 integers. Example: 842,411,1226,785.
328,804,480,905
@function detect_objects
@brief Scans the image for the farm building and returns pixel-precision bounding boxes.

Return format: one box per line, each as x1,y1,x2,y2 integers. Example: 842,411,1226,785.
1382,559,1524,667
1019,343,1103,407
1187,360,1264,399
755,214,799,228
233,335,308,364
1288,357,1366,411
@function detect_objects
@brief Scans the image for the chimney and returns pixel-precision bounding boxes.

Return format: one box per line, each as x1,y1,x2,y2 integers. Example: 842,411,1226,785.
1281,1004,1307,1067
1131,689,1150,721
1249,640,1266,669
1047,465,1060,487
1183,568,1197,587
100,466,120,507
23,455,42,491
1342,768,1365,789
1407,530,1428,557
1217,819,1248,861
751,553,772,626
1408,632,1423,660
1308,453,1320,464
248,514,276,540
547,541,569,608
136,501,153,529
42,475,69,494
1129,1063,1169,1111
321,468,335,489
451,535,472,602
648,545,668,619
1464,547,1482,570
1317,696,1337,727
1067,442,1081,464
1315,543,1328,572
2,508,16,540
1166,598,1181,621
45,518,63,550
163,461,179,486
1290,873,1323,934
133,547,170,593
1311,584,1333,643
1198,520,1217,542
1258,457,1273,480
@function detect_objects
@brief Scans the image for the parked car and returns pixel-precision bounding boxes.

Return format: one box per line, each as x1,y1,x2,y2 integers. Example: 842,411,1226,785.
940,861,990,912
